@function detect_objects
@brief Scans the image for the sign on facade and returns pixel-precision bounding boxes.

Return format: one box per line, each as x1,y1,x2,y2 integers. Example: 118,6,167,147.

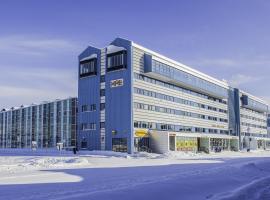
110,79,124,88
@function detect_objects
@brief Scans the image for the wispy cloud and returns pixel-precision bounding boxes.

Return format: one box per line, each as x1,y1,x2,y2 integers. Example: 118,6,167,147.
189,57,270,69
0,35,81,108
0,35,80,56
228,74,263,87
0,65,77,108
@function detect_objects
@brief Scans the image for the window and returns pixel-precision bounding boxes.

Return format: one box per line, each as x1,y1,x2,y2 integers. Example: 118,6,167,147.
82,105,89,112
100,75,105,83
90,123,96,130
100,122,105,128
79,59,97,78
100,89,105,97
81,123,87,130
81,139,87,149
107,51,127,72
90,104,96,111
82,104,96,112
112,138,127,152
100,103,105,111
101,136,105,142
81,123,96,130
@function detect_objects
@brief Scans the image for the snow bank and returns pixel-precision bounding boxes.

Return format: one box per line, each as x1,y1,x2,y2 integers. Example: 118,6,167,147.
210,160,270,200
0,156,90,173
212,176,270,200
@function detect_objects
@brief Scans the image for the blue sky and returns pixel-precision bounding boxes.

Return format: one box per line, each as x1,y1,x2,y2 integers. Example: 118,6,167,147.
0,0,270,108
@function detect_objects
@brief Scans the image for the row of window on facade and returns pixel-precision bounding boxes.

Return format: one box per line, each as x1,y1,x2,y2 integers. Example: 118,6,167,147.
240,114,267,123
134,87,227,114
241,122,267,129
134,121,229,135
134,102,228,123
81,122,105,131
134,73,227,105
79,51,127,78
244,97,269,113
151,59,228,98
241,132,268,138
241,107,268,116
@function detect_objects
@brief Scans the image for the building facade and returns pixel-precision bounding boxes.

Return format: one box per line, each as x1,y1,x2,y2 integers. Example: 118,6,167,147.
77,38,269,154
0,97,77,149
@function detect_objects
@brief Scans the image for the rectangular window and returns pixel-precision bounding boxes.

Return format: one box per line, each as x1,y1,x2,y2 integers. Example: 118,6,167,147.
81,123,96,131
112,138,127,152
100,103,105,111
100,122,105,128
101,136,105,142
90,104,96,111
107,51,127,72
100,75,105,83
81,123,87,130
82,104,96,112
90,123,96,130
82,105,89,112
100,89,105,97
79,58,97,78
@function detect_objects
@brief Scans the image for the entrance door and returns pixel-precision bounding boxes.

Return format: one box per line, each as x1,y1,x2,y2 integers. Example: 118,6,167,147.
134,137,150,152
169,136,175,151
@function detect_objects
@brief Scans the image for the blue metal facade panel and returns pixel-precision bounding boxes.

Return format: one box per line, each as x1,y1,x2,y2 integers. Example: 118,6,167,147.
105,38,133,153
78,46,101,150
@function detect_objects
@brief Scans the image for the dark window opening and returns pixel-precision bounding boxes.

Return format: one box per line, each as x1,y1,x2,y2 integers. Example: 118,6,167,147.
81,139,87,149
100,75,105,83
100,89,105,97
100,103,105,111
82,104,96,112
107,51,127,72
79,58,97,78
112,138,127,152
100,122,105,128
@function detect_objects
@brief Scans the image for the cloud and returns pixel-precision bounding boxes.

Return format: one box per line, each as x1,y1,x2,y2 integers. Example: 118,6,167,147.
0,35,81,108
0,65,77,108
259,96,270,106
228,74,263,87
0,35,80,56
194,58,238,68
189,57,270,69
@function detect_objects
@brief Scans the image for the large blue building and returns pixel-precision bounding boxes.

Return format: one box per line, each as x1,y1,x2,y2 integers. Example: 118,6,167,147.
77,38,269,154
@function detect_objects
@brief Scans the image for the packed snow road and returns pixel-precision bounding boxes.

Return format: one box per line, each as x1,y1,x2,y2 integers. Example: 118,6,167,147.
0,150,270,200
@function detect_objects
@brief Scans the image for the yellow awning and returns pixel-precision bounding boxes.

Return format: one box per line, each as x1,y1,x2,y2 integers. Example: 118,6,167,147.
135,129,148,137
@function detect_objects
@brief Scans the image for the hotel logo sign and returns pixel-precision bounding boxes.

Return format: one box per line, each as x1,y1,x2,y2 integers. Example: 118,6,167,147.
110,79,124,88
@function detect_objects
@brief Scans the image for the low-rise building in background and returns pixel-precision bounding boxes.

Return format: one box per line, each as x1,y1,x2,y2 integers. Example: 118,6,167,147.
0,97,77,149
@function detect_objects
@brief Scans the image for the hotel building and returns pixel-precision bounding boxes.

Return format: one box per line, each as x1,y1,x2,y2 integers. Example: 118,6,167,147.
0,97,77,149
77,37,269,154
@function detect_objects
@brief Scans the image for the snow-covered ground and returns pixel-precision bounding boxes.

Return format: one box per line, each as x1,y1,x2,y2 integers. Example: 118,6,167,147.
0,149,270,200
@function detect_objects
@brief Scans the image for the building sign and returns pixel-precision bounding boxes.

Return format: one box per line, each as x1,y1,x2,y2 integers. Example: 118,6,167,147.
135,129,148,137
110,79,124,88
176,137,197,152
212,124,225,128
